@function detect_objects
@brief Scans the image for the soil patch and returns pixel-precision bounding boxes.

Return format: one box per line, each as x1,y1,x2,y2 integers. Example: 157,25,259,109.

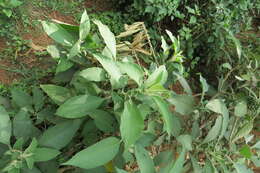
0,38,7,52
0,60,21,85
85,0,114,12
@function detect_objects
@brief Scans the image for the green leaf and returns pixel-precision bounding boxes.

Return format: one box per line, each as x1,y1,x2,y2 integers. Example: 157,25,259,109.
115,168,128,173
34,148,61,162
234,163,253,173
63,137,120,169
24,138,38,169
3,9,12,17
94,20,116,59
79,67,106,82
47,45,60,59
232,121,253,143
169,149,186,173
135,143,155,173
11,89,32,108
199,75,209,94
152,96,175,136
41,21,76,46
56,57,74,73
25,138,38,153
79,10,90,40
40,85,71,105
13,108,40,140
252,141,260,149
203,116,222,143
173,72,192,95
22,167,42,173
93,53,122,86
68,40,81,59
190,155,202,173
38,119,81,149
234,101,247,117
88,110,117,133
145,66,168,88
177,135,193,151
168,94,195,115
0,106,11,145
206,99,229,139
118,61,144,86
32,87,44,111
120,101,144,149
227,30,242,59
239,145,252,159
56,95,104,118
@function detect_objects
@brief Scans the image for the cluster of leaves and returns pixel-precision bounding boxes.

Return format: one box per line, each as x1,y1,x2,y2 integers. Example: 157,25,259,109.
0,0,22,19
0,10,259,173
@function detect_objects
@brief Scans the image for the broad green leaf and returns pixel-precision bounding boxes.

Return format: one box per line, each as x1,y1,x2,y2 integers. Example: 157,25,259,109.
203,116,222,143
56,57,74,73
234,101,247,117
38,119,81,149
37,160,58,173
25,157,35,169
34,148,61,162
47,45,60,59
41,21,76,46
145,66,168,88
13,138,24,150
152,96,174,136
135,143,155,173
79,10,90,40
203,159,214,173
145,83,169,94
177,135,193,151
40,85,71,105
120,101,144,149
234,163,253,173
24,138,38,169
22,167,42,173
25,138,38,153
63,137,120,169
68,40,81,59
252,141,260,149
93,53,122,85
168,94,195,115
206,99,229,139
94,20,116,58
32,87,44,111
11,89,32,108
154,150,173,167
239,145,252,159
232,121,253,143
0,106,11,145
56,95,104,118
79,67,106,82
88,110,117,133
169,149,186,173
118,61,144,86
13,108,40,140
138,104,151,120
115,168,128,173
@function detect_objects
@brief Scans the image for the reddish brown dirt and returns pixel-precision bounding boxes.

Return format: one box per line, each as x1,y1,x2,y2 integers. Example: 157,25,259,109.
170,81,184,94
85,0,114,12
0,60,20,85
0,38,7,52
